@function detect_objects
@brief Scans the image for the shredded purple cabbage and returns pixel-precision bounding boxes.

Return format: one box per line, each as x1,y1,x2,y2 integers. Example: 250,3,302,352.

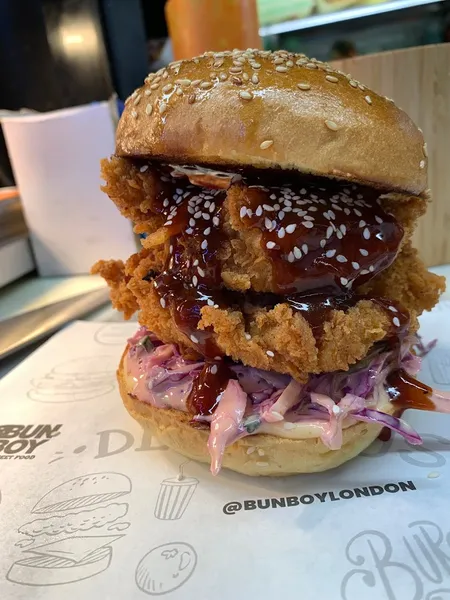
127,327,435,449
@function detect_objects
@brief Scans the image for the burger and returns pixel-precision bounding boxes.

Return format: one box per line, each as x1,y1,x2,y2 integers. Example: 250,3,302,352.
93,49,449,476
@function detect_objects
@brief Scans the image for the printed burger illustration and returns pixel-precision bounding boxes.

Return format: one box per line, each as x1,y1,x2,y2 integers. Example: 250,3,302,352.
8,473,131,586
28,357,116,403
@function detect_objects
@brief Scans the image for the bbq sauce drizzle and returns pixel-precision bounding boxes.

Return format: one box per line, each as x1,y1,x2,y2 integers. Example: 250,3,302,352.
141,163,421,417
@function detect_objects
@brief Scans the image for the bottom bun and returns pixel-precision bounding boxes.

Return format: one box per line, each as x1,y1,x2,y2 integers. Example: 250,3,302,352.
118,350,393,477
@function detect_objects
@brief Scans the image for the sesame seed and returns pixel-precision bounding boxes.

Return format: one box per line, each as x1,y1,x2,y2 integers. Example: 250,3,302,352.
175,87,183,96
162,84,173,93
240,206,247,218
306,63,317,69
202,213,210,220
200,81,213,89
246,446,256,455
278,227,286,239
140,165,149,173
420,160,426,169
302,221,314,229
197,266,205,277
340,224,347,235
193,259,199,266
190,334,199,343
131,110,138,118
287,252,295,263
159,102,167,114
275,66,288,73
352,261,360,269
359,248,369,256
354,209,362,217
319,239,325,248
260,140,274,150
201,240,208,250
326,225,333,239
274,57,285,65
219,73,228,81
303,215,314,221
340,277,348,286
242,73,249,82
192,275,198,286
360,269,369,275
285,223,296,234
213,216,219,226
336,230,343,240
266,350,274,357
326,249,336,258
144,89,151,96
278,210,285,220
364,95,373,105
325,120,338,131
326,75,338,83
263,204,274,211
297,83,311,91
176,78,191,86
191,79,201,86
251,62,261,69
369,265,374,272
375,216,383,225
186,228,193,234
393,317,401,327
266,241,275,249
204,227,211,235
245,333,251,341
363,228,371,240
255,205,263,216
286,60,294,67
239,90,253,100
160,298,166,308
302,244,308,254
388,305,398,313
423,143,428,157
256,462,269,467
358,84,365,91
251,74,259,84
359,220,366,228
349,80,358,88
337,255,347,263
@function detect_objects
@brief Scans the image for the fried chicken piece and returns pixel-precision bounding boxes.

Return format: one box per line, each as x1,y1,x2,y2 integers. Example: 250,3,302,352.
101,156,428,295
96,251,427,380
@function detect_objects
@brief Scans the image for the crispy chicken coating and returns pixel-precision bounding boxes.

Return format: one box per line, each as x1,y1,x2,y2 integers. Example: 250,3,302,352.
93,157,444,380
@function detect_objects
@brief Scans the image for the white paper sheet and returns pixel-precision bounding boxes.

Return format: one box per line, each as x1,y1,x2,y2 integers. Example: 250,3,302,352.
1,104,137,276
0,309,449,600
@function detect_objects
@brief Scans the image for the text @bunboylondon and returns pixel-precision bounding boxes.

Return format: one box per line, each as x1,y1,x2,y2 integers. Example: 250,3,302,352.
222,481,416,515
0,425,62,459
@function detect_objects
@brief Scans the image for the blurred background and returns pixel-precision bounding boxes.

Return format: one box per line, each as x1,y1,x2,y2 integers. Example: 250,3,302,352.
1,0,450,178
0,0,449,360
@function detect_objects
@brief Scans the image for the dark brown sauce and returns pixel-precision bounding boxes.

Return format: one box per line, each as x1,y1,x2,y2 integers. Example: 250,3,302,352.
386,368,435,416
240,177,403,295
186,361,234,415
141,163,405,359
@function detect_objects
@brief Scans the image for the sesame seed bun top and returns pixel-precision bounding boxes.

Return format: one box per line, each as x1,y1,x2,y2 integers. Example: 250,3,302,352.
116,49,427,195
